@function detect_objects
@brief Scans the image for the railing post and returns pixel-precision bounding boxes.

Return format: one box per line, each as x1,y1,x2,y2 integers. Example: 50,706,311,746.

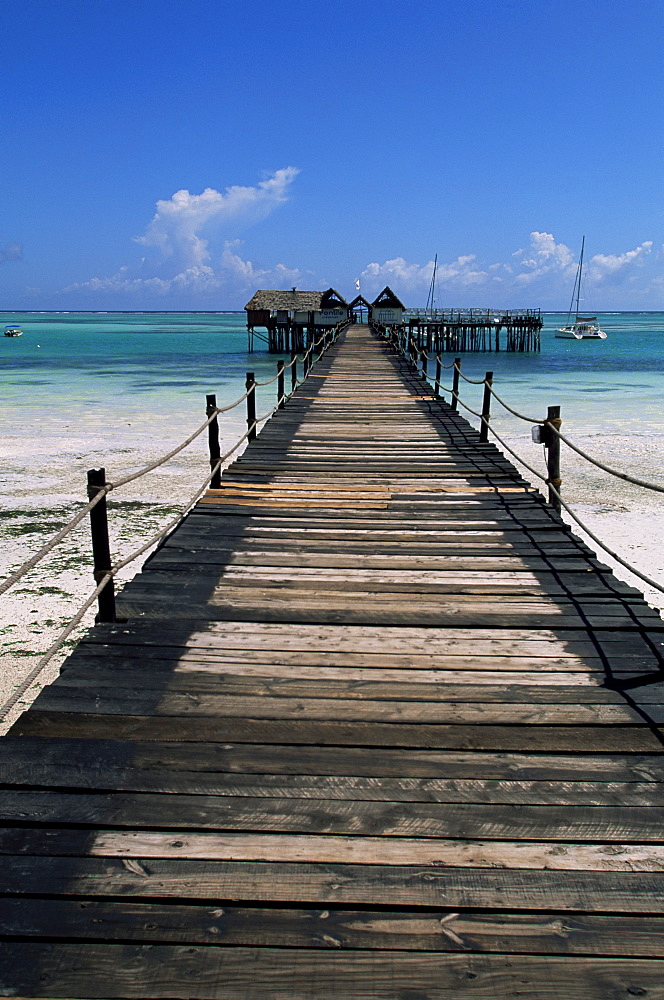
545,405,562,512
303,349,310,379
291,350,298,393
245,372,257,441
419,350,428,380
479,371,493,443
277,360,285,410
206,394,222,488
451,358,461,410
87,468,116,623
434,356,442,397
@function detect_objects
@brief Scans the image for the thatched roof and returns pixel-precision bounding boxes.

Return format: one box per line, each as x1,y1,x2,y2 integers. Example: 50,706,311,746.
245,288,347,312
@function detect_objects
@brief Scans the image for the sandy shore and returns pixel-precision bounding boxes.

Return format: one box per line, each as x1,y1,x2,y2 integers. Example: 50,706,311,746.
2,416,663,735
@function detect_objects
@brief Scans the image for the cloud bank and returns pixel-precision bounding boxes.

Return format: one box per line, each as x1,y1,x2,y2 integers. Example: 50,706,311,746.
61,200,659,308
359,233,657,305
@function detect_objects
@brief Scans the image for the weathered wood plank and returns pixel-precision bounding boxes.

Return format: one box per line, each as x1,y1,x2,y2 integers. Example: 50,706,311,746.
2,857,663,911
12,712,663,751
4,738,661,780
0,899,661,956
2,944,664,1000
1,791,662,839
2,828,662,872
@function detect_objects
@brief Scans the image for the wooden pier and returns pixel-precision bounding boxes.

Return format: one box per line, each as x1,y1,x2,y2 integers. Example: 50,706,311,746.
407,309,542,352
1,325,663,998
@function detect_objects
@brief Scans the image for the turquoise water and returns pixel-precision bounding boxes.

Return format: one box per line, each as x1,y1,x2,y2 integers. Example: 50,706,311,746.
2,310,662,416
0,312,276,423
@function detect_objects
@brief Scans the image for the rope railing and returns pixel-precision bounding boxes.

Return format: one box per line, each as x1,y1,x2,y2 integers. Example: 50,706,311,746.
0,320,342,604
1,322,344,601
1,322,348,722
398,333,664,496
389,327,664,599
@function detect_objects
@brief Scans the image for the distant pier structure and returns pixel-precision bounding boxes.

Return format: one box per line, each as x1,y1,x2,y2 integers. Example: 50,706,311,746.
245,286,542,353
407,308,543,353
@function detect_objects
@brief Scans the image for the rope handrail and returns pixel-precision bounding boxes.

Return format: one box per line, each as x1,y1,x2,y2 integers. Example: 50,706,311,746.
488,386,543,424
0,490,109,598
0,329,334,598
0,393,286,722
547,425,664,495
404,332,664,496
463,413,664,599
454,366,487,385
400,336,664,596
0,405,228,596
406,343,457,369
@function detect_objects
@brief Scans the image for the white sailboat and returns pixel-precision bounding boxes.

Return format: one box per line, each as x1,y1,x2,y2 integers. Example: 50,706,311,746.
555,237,607,340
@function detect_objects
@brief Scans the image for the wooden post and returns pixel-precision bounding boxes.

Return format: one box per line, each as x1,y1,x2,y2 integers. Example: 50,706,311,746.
303,349,310,379
451,358,461,410
545,405,562,512
87,468,116,623
419,350,428,380
206,394,222,489
246,372,257,441
291,350,298,393
479,371,493,443
277,360,285,410
434,356,441,397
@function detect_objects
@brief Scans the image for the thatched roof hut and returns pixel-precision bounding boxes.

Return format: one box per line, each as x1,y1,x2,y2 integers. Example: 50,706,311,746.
245,288,347,315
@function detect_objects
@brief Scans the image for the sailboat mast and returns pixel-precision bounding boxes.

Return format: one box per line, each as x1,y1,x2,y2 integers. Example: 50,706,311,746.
426,254,438,317
575,236,585,316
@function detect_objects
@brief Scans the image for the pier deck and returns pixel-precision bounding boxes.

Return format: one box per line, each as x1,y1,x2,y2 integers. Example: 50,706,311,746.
1,325,663,998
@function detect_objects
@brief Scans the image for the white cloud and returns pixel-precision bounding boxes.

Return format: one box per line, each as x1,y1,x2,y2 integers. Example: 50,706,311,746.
513,232,576,285
588,242,653,283
360,254,491,296
134,167,299,270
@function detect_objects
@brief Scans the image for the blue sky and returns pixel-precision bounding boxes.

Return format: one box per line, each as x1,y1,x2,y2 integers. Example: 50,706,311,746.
1,0,662,310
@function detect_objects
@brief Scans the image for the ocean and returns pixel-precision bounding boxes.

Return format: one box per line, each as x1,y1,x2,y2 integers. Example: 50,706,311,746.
1,310,663,723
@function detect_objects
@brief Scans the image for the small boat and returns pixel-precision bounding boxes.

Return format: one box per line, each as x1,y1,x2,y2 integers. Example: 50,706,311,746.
3,325,23,337
555,237,606,340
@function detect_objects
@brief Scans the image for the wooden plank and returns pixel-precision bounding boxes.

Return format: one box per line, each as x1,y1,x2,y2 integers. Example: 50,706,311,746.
2,944,664,1000
4,738,661,780
13,712,663,751
30,687,654,725
3,756,662,804
0,899,661,956
2,857,663,911
2,827,663,872
1,791,662,839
